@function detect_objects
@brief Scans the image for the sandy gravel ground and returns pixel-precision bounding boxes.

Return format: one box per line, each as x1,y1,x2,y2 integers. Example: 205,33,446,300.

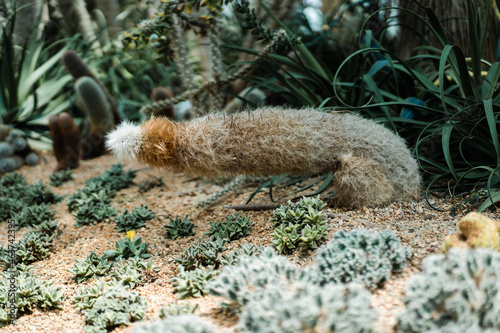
1,151,499,333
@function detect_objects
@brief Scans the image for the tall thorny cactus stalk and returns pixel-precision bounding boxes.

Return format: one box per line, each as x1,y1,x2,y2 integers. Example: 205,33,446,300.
122,0,296,118
140,29,290,116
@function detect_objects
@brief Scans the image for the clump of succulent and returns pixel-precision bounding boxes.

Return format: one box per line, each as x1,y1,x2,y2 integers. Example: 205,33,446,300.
73,280,116,311
49,169,74,187
0,176,61,221
205,212,252,242
138,177,164,193
164,215,195,240
221,243,263,266
308,229,411,290
74,201,117,227
0,265,65,327
115,204,155,232
103,232,151,261
0,172,26,186
171,266,219,299
397,248,500,332
174,238,227,270
66,182,116,212
11,204,56,229
238,281,377,333
208,247,300,306
79,283,147,333
159,303,198,319
131,314,215,333
86,163,136,192
66,164,135,226
67,251,113,283
1,224,58,268
270,196,328,253
110,257,160,288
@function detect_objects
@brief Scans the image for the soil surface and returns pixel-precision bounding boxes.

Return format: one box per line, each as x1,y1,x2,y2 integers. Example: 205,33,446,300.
1,151,499,333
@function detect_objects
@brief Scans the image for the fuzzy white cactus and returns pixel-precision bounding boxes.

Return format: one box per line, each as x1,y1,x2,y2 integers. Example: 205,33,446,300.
106,107,421,208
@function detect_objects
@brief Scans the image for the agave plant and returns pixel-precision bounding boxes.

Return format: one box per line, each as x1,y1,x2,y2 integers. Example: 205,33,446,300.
0,5,78,148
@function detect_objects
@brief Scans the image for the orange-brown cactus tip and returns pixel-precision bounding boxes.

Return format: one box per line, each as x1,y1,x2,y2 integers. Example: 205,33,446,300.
138,117,179,168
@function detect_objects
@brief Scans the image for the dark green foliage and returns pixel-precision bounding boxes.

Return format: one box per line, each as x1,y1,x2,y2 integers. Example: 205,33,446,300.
0,176,61,222
115,205,155,232
11,204,56,230
0,172,26,187
0,225,58,268
0,197,23,222
398,248,500,333
80,284,147,333
309,229,411,289
74,202,117,227
67,251,113,283
49,169,73,187
103,236,151,261
174,238,227,270
170,266,219,299
270,196,328,253
221,243,262,266
0,265,65,327
86,163,136,192
205,212,252,242
164,215,195,240
159,303,198,319
67,183,116,212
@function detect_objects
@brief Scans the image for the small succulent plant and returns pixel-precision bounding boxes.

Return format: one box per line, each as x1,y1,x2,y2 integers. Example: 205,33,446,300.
398,248,500,333
73,280,116,311
67,251,113,283
11,204,56,229
208,247,300,306
308,229,411,289
131,314,215,333
270,195,328,253
103,232,151,261
66,164,135,217
0,174,61,222
110,257,160,288
205,212,252,242
221,243,263,266
81,283,147,332
164,215,195,240
74,202,117,227
67,183,116,212
115,204,155,232
238,281,377,333
174,238,227,270
0,229,57,268
171,266,219,299
86,163,136,192
159,303,198,319
0,265,65,327
49,169,74,187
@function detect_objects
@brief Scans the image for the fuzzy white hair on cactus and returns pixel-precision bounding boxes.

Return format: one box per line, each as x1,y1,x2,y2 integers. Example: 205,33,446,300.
105,107,421,208
105,121,142,160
